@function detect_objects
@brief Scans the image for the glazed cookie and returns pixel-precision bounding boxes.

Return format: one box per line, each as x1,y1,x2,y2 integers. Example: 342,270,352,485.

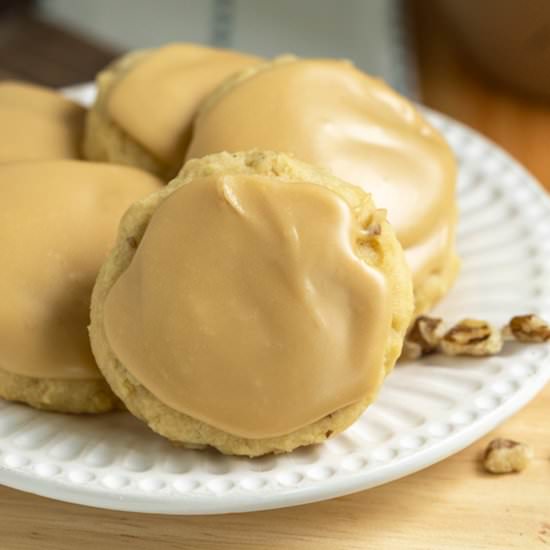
83,43,260,179
0,81,85,162
90,150,414,456
0,161,162,413
187,57,460,315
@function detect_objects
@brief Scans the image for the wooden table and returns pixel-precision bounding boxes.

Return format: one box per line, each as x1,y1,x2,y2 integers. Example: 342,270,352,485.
1,5,550,549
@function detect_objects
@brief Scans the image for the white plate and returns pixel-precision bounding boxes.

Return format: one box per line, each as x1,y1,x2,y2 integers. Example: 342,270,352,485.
0,85,549,514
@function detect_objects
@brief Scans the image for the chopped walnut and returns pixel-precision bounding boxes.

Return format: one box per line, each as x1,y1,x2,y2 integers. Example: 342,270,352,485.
401,340,423,361
483,438,533,474
366,223,381,236
440,318,503,356
126,236,138,249
358,222,382,242
358,210,385,243
402,316,444,359
503,314,550,343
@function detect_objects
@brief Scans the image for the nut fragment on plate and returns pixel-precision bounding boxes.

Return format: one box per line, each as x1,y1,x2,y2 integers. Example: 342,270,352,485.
483,438,533,474
502,314,550,343
402,316,444,359
402,312,549,362
440,318,503,357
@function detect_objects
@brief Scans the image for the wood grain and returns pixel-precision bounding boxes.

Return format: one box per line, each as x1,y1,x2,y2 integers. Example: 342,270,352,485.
1,5,549,549
1,389,548,550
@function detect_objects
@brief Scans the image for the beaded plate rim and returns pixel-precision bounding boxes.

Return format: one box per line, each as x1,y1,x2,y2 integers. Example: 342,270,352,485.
0,85,548,514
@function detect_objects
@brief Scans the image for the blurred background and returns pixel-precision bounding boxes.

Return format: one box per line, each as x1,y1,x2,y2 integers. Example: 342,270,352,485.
0,0,549,188
0,0,411,92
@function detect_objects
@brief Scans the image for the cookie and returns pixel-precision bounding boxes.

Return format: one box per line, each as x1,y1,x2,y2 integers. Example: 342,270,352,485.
83,43,260,179
187,57,460,315
0,81,85,162
0,161,162,413
90,150,413,456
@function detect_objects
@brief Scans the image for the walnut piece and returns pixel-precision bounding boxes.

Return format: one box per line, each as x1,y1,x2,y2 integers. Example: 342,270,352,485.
358,222,382,244
503,314,550,343
358,210,385,244
402,316,444,359
483,438,533,474
440,318,503,356
365,223,381,236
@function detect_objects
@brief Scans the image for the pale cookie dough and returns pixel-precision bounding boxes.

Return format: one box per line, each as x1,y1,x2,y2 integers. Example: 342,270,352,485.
83,43,260,179
0,81,85,162
0,369,118,414
0,161,162,413
187,56,460,315
90,150,414,456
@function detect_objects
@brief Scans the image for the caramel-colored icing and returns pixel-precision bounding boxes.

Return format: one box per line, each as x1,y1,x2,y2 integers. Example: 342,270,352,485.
107,44,260,167
186,59,457,288
104,175,391,438
0,81,85,162
0,161,162,380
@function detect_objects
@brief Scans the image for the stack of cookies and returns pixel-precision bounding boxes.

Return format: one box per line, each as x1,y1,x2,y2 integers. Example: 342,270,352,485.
0,43,459,456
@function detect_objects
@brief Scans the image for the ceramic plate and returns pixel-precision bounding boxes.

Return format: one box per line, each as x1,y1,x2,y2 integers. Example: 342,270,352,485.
0,85,549,514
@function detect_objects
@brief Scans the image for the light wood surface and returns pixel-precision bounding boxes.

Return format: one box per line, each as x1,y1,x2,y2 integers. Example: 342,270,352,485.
1,390,549,550
2,4,550,549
